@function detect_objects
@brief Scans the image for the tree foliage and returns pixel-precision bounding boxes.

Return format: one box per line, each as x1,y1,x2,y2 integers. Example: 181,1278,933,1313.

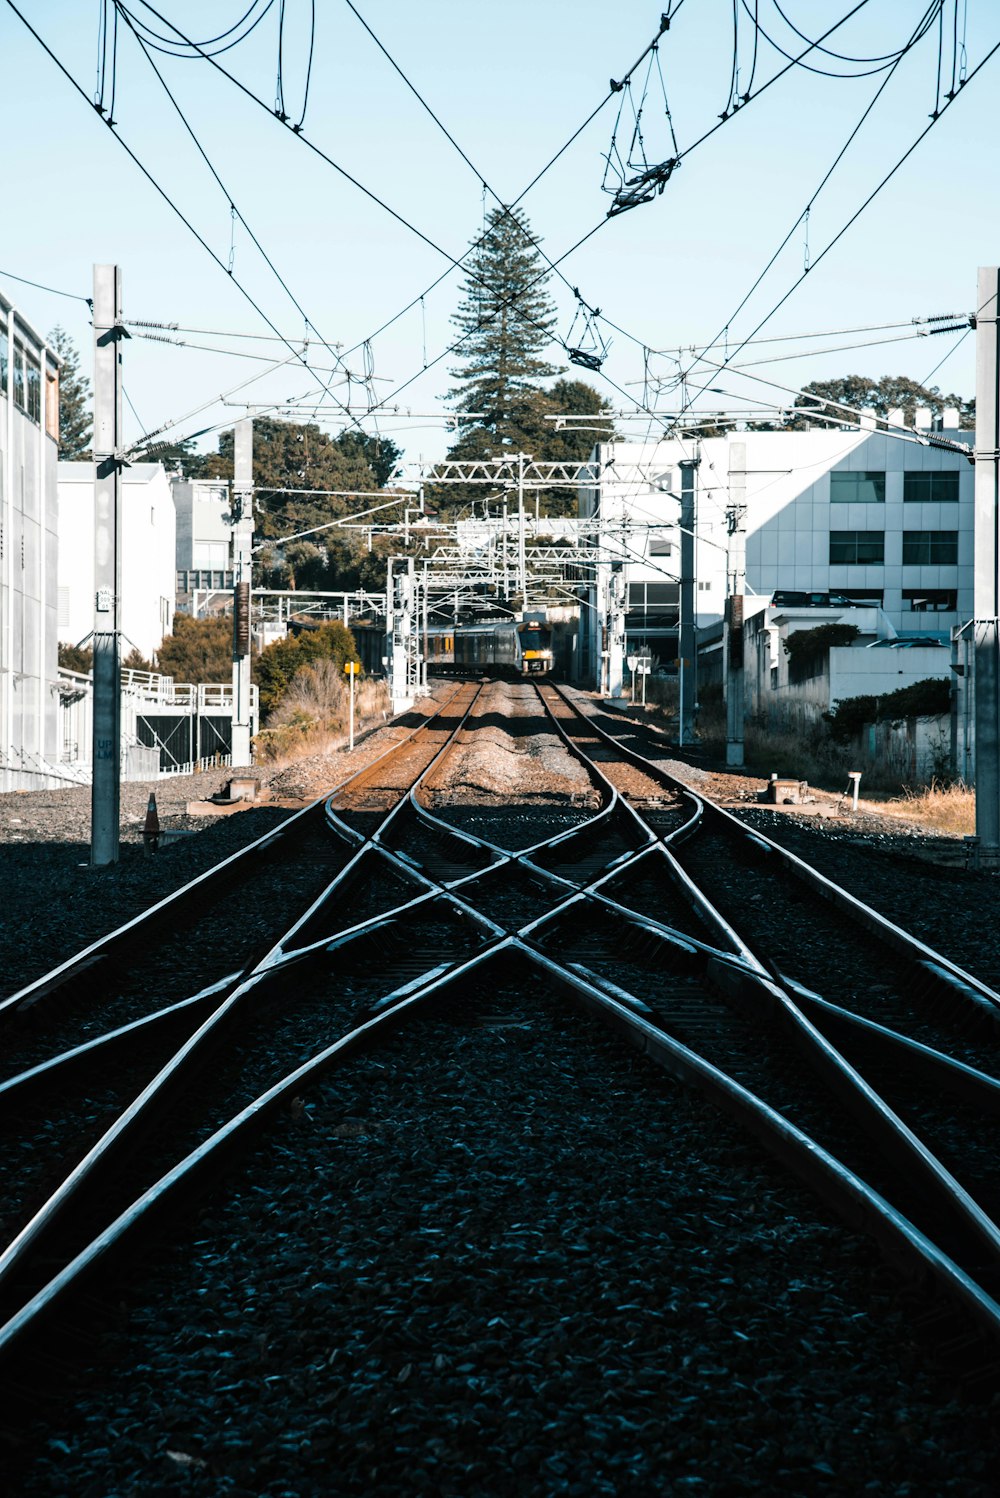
155,613,237,684
134,435,209,478
783,623,861,662
448,205,560,446
824,677,951,743
48,326,92,460
255,621,359,719
790,375,974,431
441,208,614,517
208,417,401,533
58,641,93,673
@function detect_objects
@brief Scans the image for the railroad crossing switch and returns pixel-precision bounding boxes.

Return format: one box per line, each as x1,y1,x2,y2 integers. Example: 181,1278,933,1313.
764,776,809,805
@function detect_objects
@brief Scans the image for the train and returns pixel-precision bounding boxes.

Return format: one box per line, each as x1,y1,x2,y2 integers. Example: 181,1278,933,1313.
425,611,555,677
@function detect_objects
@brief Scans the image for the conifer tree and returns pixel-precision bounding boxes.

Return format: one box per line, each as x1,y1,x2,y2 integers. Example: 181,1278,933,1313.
447,206,560,451
47,326,92,460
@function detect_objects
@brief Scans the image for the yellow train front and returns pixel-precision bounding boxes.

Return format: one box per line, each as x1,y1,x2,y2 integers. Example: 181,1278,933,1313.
451,612,554,677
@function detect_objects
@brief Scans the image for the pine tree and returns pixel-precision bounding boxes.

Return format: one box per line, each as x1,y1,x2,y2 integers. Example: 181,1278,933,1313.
447,206,561,450
48,326,92,460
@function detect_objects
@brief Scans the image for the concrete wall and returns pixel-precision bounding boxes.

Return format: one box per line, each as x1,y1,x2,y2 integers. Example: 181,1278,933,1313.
58,461,176,660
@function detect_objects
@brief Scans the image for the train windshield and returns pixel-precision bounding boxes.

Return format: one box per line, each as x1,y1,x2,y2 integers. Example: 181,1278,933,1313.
519,629,548,651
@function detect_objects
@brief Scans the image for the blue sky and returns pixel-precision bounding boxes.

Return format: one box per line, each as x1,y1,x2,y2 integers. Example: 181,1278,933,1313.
2,1,996,462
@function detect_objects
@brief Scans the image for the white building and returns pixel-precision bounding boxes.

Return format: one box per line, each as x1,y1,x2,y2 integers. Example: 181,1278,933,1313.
58,461,176,661
1,288,61,789
171,477,233,611
579,418,973,686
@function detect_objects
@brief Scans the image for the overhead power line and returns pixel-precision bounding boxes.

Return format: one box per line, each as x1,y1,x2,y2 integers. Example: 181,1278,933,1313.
0,268,92,305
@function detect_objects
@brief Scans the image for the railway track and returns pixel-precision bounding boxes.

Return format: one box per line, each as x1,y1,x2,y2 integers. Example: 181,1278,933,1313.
2,676,999,1491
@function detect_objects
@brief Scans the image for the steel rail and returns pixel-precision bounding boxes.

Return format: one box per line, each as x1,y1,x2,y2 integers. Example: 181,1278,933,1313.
0,683,495,1318
6,934,1000,1390
521,684,1000,1292
559,683,1000,1019
10,676,1000,1381
0,681,473,1025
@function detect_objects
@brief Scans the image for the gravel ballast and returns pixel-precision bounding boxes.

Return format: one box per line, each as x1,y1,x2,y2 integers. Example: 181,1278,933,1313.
2,679,998,1492
5,980,997,1496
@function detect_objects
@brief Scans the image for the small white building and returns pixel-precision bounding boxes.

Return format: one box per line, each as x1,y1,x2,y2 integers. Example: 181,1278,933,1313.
745,601,950,725
58,461,176,661
1,288,62,789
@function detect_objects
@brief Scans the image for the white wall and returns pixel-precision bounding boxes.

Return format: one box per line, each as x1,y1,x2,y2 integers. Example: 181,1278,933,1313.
58,461,176,660
1,293,60,787
171,478,231,569
584,424,973,683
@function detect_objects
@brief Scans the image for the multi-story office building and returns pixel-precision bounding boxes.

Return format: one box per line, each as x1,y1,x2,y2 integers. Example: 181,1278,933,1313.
578,417,972,685
171,477,233,612
0,287,61,788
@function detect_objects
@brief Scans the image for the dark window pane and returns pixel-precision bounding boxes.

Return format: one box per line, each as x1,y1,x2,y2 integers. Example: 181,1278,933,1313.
829,530,884,565
830,470,885,502
903,530,958,565
904,471,960,502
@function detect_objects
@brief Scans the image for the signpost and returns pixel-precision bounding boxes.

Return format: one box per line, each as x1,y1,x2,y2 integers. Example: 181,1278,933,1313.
626,654,638,705
344,661,360,751
637,650,651,706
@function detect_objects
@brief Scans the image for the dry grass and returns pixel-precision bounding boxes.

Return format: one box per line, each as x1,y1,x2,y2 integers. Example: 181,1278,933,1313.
876,780,976,837
254,662,390,764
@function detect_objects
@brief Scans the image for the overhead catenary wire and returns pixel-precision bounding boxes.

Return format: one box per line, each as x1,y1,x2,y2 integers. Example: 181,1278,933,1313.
666,0,944,401
116,2,351,407
671,23,999,437
4,0,371,445
113,0,904,437
0,268,92,305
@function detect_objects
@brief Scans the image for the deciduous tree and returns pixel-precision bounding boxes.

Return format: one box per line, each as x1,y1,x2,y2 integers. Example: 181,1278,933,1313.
155,613,236,684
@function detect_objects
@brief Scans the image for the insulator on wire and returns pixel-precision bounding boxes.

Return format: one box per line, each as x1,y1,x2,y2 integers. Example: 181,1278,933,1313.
565,300,611,371
606,157,679,218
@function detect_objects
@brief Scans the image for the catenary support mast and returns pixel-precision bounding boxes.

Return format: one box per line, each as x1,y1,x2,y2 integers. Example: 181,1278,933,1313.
975,266,1000,852
231,419,254,766
90,264,124,866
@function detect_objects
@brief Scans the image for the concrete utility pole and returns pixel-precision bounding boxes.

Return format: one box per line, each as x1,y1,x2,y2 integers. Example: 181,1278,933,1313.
678,458,698,744
90,265,125,867
975,266,1000,852
606,565,626,698
230,419,254,766
725,443,748,767
517,452,528,609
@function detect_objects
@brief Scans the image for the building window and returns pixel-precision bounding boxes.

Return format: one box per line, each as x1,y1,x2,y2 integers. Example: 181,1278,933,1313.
903,471,960,502
25,352,41,424
902,530,958,565
0,330,7,397
12,341,24,411
830,471,885,503
903,588,957,612
648,536,672,556
698,581,711,592
829,531,885,565
628,582,679,611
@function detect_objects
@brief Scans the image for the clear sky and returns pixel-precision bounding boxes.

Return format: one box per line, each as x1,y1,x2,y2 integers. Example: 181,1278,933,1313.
2,0,996,464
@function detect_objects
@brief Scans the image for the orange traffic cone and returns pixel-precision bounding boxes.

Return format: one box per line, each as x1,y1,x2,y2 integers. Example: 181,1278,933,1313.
143,793,160,855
